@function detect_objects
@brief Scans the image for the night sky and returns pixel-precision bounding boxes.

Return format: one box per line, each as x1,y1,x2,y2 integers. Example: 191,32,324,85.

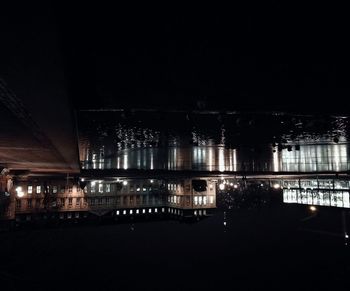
2,3,350,113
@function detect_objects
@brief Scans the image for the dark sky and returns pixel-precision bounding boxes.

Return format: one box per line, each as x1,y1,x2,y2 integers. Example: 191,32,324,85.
2,3,350,113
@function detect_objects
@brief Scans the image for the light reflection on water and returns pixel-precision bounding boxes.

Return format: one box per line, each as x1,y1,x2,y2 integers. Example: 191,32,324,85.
79,112,350,172
82,142,350,172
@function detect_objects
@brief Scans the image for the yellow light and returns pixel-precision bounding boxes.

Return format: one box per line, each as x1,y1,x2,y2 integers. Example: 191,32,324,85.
273,183,280,189
16,186,24,198
309,206,317,212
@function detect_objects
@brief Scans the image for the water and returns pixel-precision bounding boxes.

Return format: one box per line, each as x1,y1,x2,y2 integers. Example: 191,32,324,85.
78,110,350,172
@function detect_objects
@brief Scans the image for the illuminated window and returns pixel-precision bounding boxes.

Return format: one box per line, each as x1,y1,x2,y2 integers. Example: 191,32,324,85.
36,186,41,194
142,209,146,214
116,210,120,215
194,196,198,205
106,184,111,192
210,196,214,204
203,196,207,205
99,183,103,193
155,208,158,213
91,183,95,193
199,196,203,205
123,210,126,215
28,186,33,194
142,187,147,192
136,209,139,214
130,210,133,214
149,209,152,213
52,186,58,194
136,187,140,192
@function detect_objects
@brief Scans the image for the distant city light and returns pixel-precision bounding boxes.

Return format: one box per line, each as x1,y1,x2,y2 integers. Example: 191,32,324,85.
345,234,349,239
233,184,238,189
123,180,128,186
309,206,317,212
219,183,225,190
150,179,154,183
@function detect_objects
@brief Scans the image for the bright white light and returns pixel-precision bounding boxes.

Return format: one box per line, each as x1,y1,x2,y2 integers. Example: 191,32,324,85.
149,209,152,213
260,184,264,187
91,181,96,186
233,184,238,189
150,179,154,183
230,183,233,186
345,234,349,239
116,210,120,215
136,188,140,192
273,183,280,189
223,221,227,226
142,209,146,214
16,187,24,197
219,183,225,191
130,210,133,214
309,206,317,212
136,209,139,214
80,178,85,182
123,181,128,186
123,210,126,215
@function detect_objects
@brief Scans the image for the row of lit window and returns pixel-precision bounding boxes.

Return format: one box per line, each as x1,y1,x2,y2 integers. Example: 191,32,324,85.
90,183,111,193
116,208,164,215
25,185,79,195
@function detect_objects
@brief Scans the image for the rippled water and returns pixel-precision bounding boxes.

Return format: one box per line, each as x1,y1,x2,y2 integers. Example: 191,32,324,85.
78,111,350,172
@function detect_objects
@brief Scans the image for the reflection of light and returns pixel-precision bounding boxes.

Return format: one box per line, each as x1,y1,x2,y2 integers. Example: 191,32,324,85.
273,149,279,172
219,183,225,190
16,186,24,197
273,183,280,189
309,205,317,212
123,181,128,186
219,147,225,172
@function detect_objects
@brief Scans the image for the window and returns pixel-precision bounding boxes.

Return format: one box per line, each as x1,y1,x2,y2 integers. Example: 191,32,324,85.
36,186,41,194
142,187,147,192
68,187,72,193
106,184,111,193
28,186,33,194
60,198,65,207
68,198,72,206
130,186,134,192
99,183,103,193
16,199,21,209
194,196,198,205
36,199,41,207
91,183,95,193
199,196,203,205
210,196,214,204
203,196,207,205
106,197,110,205
52,186,58,194
60,186,65,194
27,199,32,209
76,198,81,206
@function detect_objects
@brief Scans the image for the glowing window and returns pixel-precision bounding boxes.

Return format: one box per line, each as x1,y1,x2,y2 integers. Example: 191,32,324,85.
36,186,41,194
98,183,103,193
28,186,33,194
106,184,111,192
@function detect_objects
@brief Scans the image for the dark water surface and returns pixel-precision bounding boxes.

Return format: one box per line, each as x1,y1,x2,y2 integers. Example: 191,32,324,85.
1,203,349,290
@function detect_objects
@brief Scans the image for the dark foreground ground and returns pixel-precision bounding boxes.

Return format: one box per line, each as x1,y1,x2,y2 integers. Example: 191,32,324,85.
1,203,350,291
